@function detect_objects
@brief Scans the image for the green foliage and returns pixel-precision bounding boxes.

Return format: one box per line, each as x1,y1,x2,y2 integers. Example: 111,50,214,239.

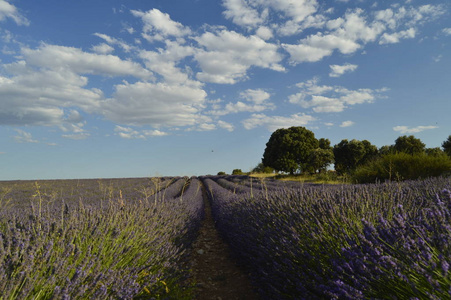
251,163,274,174
353,152,451,183
443,135,451,157
393,135,425,154
308,148,334,173
217,171,226,175
333,139,378,174
232,169,244,175
262,126,319,174
426,147,446,157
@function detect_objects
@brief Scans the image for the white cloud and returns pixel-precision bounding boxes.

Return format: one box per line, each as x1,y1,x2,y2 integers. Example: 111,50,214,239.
210,88,274,115
222,0,319,35
218,120,234,132
91,43,115,54
13,129,38,143
0,61,103,127
143,129,169,137
256,26,273,40
379,28,416,44
283,4,445,64
329,63,358,77
138,41,197,85
242,113,316,131
114,126,169,139
442,28,451,36
62,133,90,140
131,9,191,42
222,0,264,28
240,89,271,104
393,125,438,134
0,0,29,25
93,33,133,52
289,78,387,113
22,44,152,79
194,29,284,84
114,125,145,139
340,120,355,127
103,81,208,127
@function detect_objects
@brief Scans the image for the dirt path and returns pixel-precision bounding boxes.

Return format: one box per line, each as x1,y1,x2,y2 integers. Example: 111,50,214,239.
190,186,260,300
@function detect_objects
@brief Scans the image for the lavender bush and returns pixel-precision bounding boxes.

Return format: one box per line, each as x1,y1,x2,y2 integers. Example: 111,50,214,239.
0,177,203,299
202,175,451,299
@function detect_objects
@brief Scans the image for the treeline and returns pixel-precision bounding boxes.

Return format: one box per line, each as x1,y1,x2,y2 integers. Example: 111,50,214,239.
256,126,451,183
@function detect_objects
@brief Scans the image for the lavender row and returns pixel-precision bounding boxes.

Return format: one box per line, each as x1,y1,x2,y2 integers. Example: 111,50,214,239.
202,176,451,299
0,177,204,299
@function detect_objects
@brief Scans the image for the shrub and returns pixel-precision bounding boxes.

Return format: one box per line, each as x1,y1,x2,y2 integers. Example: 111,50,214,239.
353,152,451,183
232,169,244,175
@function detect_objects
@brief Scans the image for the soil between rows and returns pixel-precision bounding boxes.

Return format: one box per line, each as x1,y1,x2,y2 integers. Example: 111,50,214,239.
189,185,260,300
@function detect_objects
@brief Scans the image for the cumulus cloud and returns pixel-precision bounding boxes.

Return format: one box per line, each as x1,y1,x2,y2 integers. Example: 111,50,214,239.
0,61,103,127
22,44,152,79
222,0,320,36
284,9,384,63
210,88,273,115
131,9,191,42
288,77,388,113
138,41,197,85
340,120,355,127
329,63,358,77
91,43,115,54
283,4,445,64
194,29,284,84
13,129,38,143
217,120,234,132
442,28,451,36
242,113,316,131
379,28,416,44
393,125,438,134
222,0,264,28
103,81,208,127
114,126,169,139
0,0,29,25
93,33,133,52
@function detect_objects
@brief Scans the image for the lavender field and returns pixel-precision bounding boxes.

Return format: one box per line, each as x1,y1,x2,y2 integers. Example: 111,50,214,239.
1,175,451,299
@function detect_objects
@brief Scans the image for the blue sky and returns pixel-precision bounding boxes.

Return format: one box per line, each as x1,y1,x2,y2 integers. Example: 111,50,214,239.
0,0,450,180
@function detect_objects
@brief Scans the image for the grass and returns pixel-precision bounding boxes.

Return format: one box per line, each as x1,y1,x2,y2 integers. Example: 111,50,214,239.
250,172,347,184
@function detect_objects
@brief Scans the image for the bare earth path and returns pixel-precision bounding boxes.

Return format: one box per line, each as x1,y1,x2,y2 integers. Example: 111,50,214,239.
190,186,260,300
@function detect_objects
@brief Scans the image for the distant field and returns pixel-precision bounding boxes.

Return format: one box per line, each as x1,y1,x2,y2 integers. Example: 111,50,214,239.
1,175,450,299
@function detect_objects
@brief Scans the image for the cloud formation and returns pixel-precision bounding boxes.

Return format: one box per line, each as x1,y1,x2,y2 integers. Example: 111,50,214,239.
393,125,438,134
288,77,388,113
329,63,358,77
0,0,29,25
242,113,316,131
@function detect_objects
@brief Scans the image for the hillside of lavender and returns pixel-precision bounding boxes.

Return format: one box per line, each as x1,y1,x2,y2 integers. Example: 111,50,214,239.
1,175,451,299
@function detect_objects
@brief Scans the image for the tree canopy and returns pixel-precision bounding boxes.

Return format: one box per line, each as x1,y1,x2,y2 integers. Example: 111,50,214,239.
262,126,319,174
443,135,451,157
393,135,425,154
333,139,378,174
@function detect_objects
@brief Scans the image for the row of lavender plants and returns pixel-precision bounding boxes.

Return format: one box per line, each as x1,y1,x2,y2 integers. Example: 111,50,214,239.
0,177,204,299
202,176,451,299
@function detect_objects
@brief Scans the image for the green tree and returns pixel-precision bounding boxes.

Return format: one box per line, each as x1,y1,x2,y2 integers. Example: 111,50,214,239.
426,147,446,157
318,138,332,150
379,145,394,156
393,135,425,154
309,148,334,173
333,139,378,174
262,126,319,174
232,169,244,175
442,135,451,157
252,162,274,174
